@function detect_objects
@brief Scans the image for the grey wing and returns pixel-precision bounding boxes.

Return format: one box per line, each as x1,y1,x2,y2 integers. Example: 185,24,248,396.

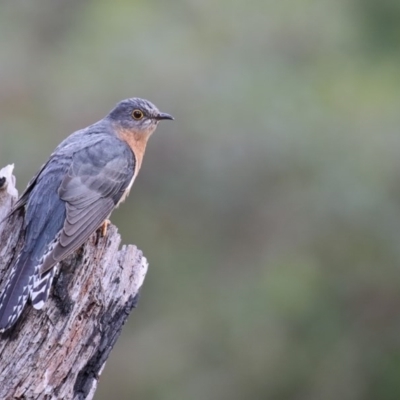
39,139,135,274
5,160,50,218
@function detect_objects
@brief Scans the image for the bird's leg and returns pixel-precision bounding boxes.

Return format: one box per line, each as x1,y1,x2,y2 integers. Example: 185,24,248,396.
99,219,111,237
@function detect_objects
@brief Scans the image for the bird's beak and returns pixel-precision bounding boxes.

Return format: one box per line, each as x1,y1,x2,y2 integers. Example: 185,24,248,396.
155,112,174,121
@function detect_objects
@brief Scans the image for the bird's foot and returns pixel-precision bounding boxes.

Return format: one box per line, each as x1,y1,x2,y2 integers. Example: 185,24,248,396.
99,219,111,237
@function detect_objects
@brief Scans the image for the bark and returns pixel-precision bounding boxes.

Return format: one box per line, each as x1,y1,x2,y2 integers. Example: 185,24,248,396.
0,165,148,400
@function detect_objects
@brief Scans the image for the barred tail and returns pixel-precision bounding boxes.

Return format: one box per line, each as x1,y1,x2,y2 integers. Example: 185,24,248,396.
30,265,58,310
0,253,34,332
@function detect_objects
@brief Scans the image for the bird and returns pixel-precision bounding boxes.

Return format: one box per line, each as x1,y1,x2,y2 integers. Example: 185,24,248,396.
0,98,173,332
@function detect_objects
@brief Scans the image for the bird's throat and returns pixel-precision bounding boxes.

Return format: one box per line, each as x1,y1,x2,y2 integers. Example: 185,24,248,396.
117,128,153,176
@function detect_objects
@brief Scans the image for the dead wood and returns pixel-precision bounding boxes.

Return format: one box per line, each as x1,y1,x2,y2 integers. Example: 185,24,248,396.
0,164,148,400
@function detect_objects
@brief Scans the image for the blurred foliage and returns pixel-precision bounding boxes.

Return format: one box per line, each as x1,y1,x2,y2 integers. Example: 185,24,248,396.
1,0,400,399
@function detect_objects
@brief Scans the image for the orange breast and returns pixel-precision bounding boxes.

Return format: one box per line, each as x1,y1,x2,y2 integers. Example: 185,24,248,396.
115,126,153,206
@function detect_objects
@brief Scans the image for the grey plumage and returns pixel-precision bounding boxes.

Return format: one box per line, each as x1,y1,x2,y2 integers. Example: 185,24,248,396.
39,135,135,274
0,97,173,332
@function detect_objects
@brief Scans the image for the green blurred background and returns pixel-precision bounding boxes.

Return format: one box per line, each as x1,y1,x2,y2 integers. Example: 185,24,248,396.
1,0,400,399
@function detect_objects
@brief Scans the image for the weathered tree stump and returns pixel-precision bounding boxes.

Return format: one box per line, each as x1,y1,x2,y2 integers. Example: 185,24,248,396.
0,165,148,400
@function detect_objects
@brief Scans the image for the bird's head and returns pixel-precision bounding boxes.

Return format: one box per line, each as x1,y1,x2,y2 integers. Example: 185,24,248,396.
107,98,173,139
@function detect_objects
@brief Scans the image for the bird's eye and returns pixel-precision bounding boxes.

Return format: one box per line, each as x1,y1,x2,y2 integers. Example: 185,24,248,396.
132,109,144,120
